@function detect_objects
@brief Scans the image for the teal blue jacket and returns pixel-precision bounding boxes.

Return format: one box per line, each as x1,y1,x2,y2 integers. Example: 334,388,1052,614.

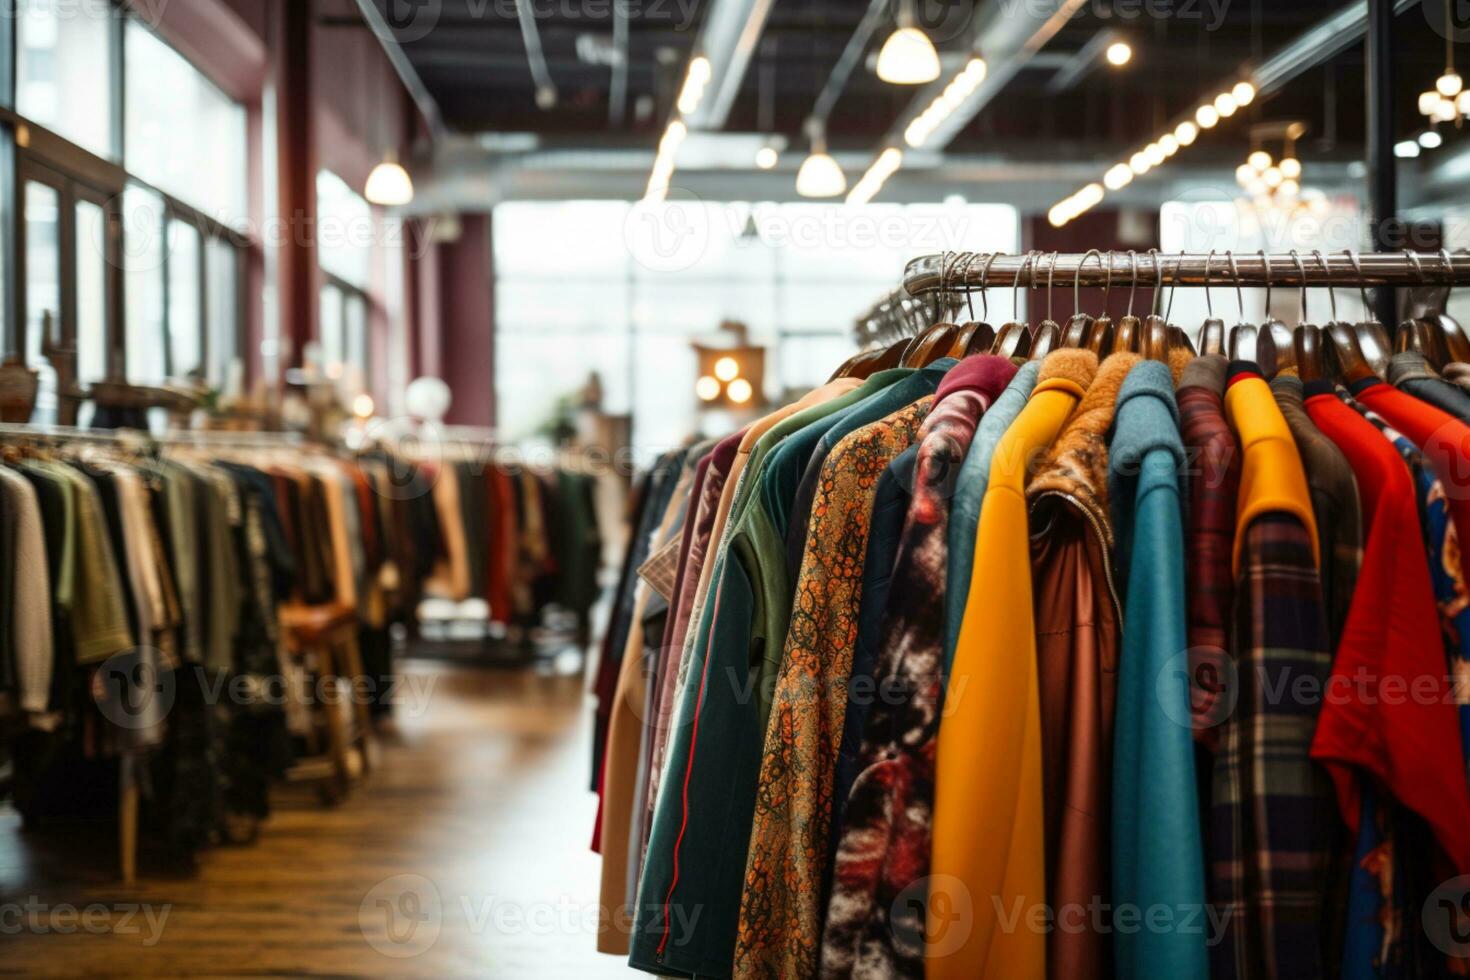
1107,361,1208,979
942,360,1040,666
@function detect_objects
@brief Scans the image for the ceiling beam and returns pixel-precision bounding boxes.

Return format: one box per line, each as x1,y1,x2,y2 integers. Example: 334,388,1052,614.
684,0,777,130
350,0,446,138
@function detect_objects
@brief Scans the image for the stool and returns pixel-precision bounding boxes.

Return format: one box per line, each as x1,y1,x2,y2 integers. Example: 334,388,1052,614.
278,602,375,803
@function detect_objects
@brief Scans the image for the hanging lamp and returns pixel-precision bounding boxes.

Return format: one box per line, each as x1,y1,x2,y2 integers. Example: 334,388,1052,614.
876,0,940,85
795,120,846,198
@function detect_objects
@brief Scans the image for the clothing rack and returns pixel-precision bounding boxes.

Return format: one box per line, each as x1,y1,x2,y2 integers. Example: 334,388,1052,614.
901,250,1470,296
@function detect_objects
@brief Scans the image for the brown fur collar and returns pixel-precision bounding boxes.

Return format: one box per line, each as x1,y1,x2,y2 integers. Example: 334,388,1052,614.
1026,352,1141,545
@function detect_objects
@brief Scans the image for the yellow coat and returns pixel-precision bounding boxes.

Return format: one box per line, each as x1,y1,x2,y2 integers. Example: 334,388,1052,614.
929,350,1098,979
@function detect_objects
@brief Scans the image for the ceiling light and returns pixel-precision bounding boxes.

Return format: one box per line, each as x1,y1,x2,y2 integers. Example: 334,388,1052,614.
877,27,941,84
1195,104,1219,128
1075,182,1104,210
365,154,414,206
1459,91,1470,115
1422,90,1445,116
755,145,779,169
1235,164,1254,186
796,149,846,198
964,57,988,82
1106,41,1132,67
1278,178,1300,197
1279,156,1301,178
1248,150,1272,172
1159,134,1179,156
1145,142,1165,166
1048,204,1070,228
1420,130,1444,149
695,376,720,401
1129,151,1150,174
1104,163,1133,189
1262,166,1282,188
1214,92,1237,117
1232,81,1255,106
677,56,711,114
727,378,754,404
1395,139,1422,158
1175,120,1198,145
1439,71,1464,97
1246,177,1267,196
1435,98,1459,122
714,356,739,382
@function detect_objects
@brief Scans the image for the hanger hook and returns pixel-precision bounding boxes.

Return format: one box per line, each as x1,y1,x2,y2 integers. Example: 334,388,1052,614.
1203,250,1216,317
1148,248,1164,315
959,252,979,322
1165,249,1185,324
1077,248,1103,317
1013,250,1034,321
1440,247,1455,313
1258,249,1273,319
1046,251,1059,322
1344,249,1371,317
979,252,997,321
1227,250,1245,320
1404,249,1425,293
1289,249,1308,324
1126,250,1139,317
1313,249,1337,321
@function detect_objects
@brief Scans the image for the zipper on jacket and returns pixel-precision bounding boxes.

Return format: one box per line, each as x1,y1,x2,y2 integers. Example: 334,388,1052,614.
1035,490,1123,627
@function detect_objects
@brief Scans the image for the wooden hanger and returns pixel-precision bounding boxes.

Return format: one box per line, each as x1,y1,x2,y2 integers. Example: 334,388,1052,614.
991,250,1036,359
1106,250,1142,354
948,252,997,357
1326,322,1377,385
1223,250,1260,366
1341,249,1391,376
1293,252,1337,384
1196,250,1226,356
1028,252,1064,362
1425,248,1470,367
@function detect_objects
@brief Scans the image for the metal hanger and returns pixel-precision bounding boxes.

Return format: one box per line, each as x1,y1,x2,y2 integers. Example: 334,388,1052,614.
1029,252,1062,360
1163,250,1196,357
959,253,1000,356
1110,250,1142,354
1227,251,1261,365
1324,249,1376,384
1061,249,1098,349
901,251,964,367
1139,248,1172,362
1430,248,1470,365
1198,249,1226,356
1082,250,1115,351
991,250,1034,358
1258,249,1291,376
1292,250,1332,383
947,253,994,357
1340,249,1391,374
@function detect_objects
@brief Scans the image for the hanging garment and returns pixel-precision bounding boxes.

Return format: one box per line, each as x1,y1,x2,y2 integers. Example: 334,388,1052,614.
1270,375,1364,651
819,355,1018,980
598,453,701,955
1027,351,1137,979
0,467,52,714
1212,363,1333,980
734,395,935,980
1386,350,1470,420
1177,356,1242,746
1107,359,1208,979
631,371,916,979
930,349,1098,980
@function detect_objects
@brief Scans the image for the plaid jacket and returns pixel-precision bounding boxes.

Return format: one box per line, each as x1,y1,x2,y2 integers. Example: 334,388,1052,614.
1210,512,1335,980
1178,358,1241,745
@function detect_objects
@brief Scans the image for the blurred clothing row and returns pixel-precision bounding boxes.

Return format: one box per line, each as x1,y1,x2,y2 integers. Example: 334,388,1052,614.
591,346,1470,979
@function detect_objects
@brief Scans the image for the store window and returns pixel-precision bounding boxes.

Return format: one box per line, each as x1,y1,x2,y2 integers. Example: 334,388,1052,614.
493,200,1018,459
124,22,248,227
123,186,167,384
316,171,373,388
16,0,115,159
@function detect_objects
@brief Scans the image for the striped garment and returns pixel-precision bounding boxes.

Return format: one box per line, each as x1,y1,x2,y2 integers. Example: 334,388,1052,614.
1210,512,1335,980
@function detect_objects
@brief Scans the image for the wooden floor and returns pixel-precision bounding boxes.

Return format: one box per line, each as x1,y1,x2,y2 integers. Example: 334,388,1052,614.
0,656,631,978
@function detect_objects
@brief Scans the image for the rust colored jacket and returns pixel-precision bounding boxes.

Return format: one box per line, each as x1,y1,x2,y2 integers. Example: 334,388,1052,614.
1026,353,1137,979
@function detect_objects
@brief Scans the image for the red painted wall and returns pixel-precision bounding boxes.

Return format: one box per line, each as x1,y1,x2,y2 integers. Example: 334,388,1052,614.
436,214,495,428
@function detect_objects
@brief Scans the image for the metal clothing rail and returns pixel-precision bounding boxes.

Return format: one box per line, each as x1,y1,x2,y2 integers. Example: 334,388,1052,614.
855,286,966,346
902,250,1470,296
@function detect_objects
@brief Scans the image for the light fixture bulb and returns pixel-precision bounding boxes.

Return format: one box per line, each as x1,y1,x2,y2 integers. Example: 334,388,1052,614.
365,157,414,206
755,146,779,169
695,376,721,401
1278,179,1300,197
796,150,847,197
1423,90,1445,116
1129,151,1150,174
1420,130,1444,149
1248,150,1271,172
1232,81,1255,106
1439,71,1464,97
1106,41,1132,66
714,356,739,382
963,57,988,82
1459,90,1470,115
1145,142,1165,166
353,393,375,418
1214,92,1237,117
1195,104,1219,129
876,27,941,84
1104,164,1134,189
1159,134,1179,156
1394,139,1422,159
1175,120,1198,145
1236,164,1254,187
1279,157,1301,179
727,378,754,404
1263,166,1283,188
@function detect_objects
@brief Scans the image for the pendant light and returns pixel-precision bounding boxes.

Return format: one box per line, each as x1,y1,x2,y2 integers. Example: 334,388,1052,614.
876,0,940,85
796,119,845,198
364,59,414,207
